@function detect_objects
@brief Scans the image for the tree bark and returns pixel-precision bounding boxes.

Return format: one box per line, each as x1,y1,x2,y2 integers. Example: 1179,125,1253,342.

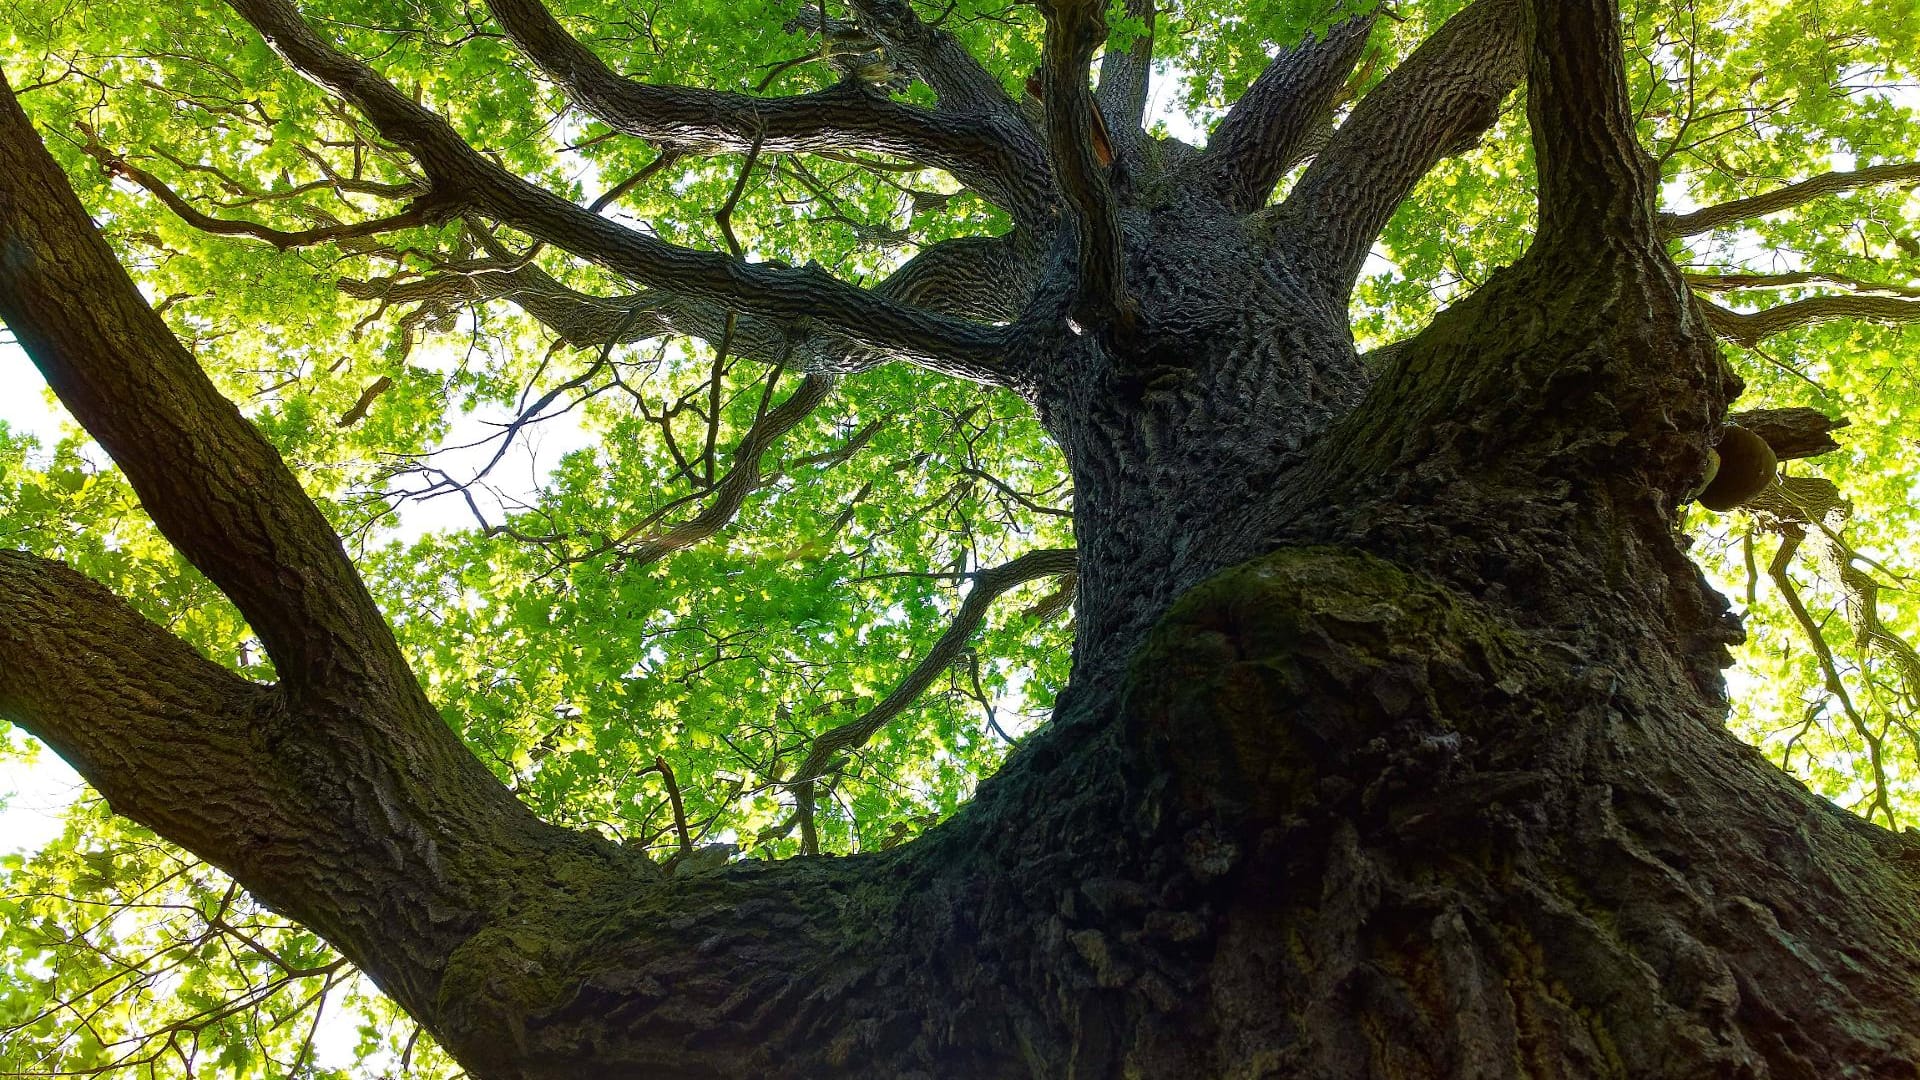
4,0,1920,1074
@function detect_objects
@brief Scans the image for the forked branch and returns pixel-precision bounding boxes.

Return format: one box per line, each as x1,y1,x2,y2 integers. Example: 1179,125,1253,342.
341,231,1031,382
845,0,1029,121
79,135,437,251
481,0,1050,220
1203,12,1375,212
596,373,840,570
0,71,562,1022
0,71,414,695
787,546,1078,800
1270,0,1528,294
225,0,1018,380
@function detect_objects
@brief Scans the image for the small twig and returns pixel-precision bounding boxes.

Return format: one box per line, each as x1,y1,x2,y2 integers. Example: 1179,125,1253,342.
639,756,693,856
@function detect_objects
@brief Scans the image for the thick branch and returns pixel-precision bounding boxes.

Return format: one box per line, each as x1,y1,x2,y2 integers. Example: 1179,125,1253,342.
846,0,1027,121
1730,406,1847,461
1661,162,1920,237
1527,0,1655,249
0,549,577,1031
1202,13,1374,212
1270,0,1528,294
1700,294,1920,346
342,232,1031,381
224,0,1018,380
1094,0,1155,150
1,73,406,696
0,552,290,883
1039,0,1134,332
341,258,785,355
481,0,1050,221
1,73,577,1027
789,547,1078,787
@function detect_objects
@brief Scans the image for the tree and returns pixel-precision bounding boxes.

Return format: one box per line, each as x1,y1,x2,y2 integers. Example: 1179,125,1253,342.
3,0,1920,1072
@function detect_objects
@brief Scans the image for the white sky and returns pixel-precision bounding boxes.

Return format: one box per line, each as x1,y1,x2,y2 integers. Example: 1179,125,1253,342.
0,340,84,856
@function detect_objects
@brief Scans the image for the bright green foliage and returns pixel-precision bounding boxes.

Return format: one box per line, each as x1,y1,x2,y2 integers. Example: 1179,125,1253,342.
2,0,1918,1072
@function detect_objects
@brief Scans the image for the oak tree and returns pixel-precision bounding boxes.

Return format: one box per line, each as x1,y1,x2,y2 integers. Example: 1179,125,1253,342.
3,0,1920,1073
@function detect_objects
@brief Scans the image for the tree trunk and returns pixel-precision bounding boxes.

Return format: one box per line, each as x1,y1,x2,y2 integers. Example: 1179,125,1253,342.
409,223,1920,1076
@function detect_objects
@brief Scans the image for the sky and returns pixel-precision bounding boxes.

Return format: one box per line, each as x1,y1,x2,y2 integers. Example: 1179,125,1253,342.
0,341,84,856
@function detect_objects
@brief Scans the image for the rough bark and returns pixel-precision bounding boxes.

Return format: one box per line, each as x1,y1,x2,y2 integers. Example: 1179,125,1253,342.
4,0,1920,1075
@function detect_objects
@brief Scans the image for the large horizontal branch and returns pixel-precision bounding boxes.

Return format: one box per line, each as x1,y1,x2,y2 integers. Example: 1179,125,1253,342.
1684,270,1920,298
1270,0,1528,295
225,0,1020,380
1202,13,1375,212
481,0,1051,222
342,232,1033,382
1039,0,1134,333
1661,162,1920,238
1527,0,1654,249
1700,293,1920,346
788,546,1079,788
1729,406,1847,461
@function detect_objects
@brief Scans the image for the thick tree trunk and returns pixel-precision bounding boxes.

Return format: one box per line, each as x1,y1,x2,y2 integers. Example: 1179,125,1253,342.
408,230,1920,1078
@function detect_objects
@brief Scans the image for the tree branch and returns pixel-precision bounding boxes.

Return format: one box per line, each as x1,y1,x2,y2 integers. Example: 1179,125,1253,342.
1094,0,1155,154
788,547,1078,790
1684,270,1920,298
1527,0,1655,249
76,130,435,251
598,373,840,569
1269,0,1529,294
1038,0,1134,333
341,232,1032,382
2,73,407,696
1699,294,1920,347
844,0,1029,122
223,0,1018,380
1202,13,1375,212
1660,162,1920,237
0,552,289,892
1729,406,1847,461
480,0,1051,222
1,71,573,1023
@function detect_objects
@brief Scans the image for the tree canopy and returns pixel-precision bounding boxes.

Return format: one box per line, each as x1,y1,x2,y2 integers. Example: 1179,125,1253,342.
1,0,1917,1072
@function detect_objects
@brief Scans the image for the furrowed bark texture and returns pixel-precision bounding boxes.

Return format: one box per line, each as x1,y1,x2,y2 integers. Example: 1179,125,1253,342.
4,0,1920,1074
